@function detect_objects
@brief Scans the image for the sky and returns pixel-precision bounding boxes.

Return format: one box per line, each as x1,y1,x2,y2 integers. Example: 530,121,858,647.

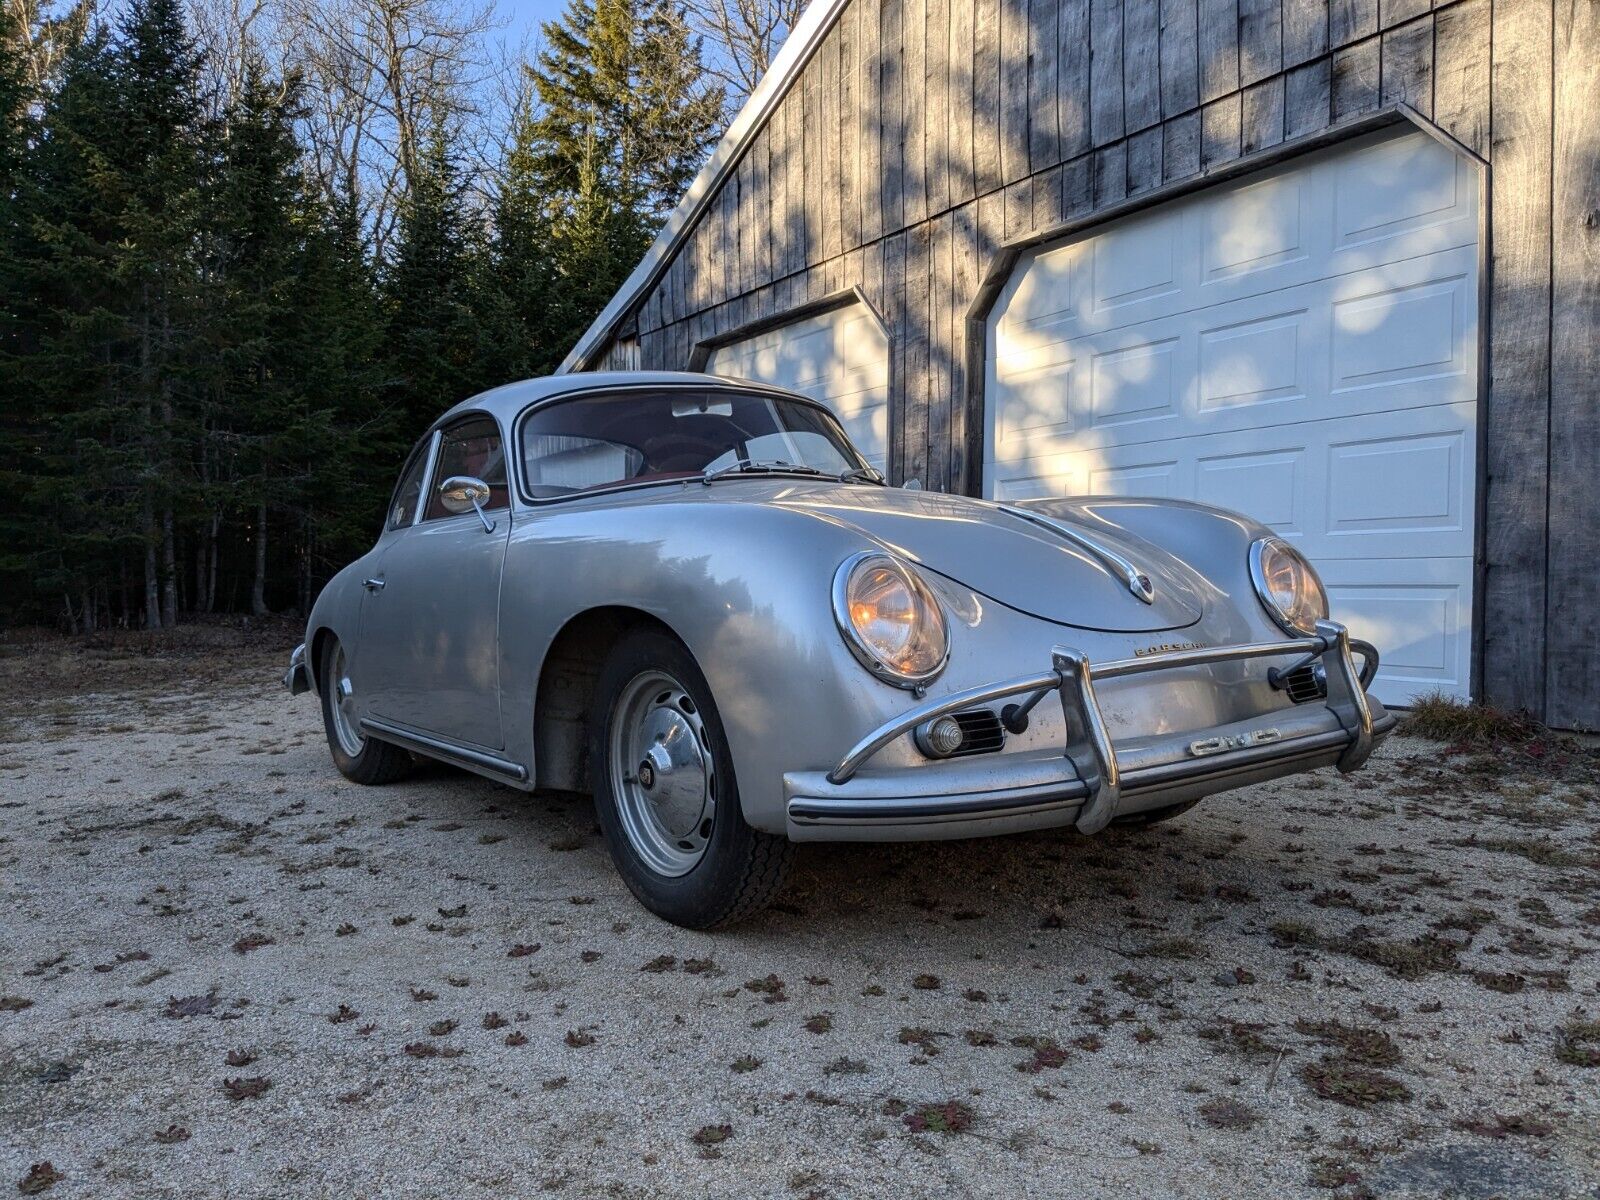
496,0,569,55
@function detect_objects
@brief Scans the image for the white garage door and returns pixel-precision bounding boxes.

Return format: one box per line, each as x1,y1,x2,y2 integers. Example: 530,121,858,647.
985,128,1479,705
707,302,891,472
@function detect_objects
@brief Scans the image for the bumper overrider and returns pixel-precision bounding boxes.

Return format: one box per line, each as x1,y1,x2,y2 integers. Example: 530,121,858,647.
784,619,1396,841
283,643,311,696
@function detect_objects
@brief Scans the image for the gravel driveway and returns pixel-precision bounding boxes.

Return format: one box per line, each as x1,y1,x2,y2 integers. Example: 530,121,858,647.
2,627,1597,1199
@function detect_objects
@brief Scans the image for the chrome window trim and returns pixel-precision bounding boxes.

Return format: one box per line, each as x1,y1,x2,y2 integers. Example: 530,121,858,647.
830,551,952,692
509,381,869,508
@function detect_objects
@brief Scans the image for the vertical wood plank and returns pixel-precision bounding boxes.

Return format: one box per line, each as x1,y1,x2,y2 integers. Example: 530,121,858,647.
819,29,842,264
1481,0,1551,717
1093,140,1128,205
974,0,1003,193
903,221,932,486
1238,0,1283,86
882,230,909,480
904,0,929,224
1281,0,1327,68
926,0,952,214
1062,150,1093,217
1058,0,1092,157
1328,0,1375,48
1127,124,1163,191
806,46,827,263
1201,91,1242,167
840,2,862,250
1378,0,1426,33
1029,0,1062,172
1003,177,1034,239
883,0,908,235
1090,0,1126,145
999,0,1032,181
1163,108,1202,179
753,127,773,287
1545,0,1600,727
1160,0,1200,118
736,155,753,295
950,201,980,493
1241,74,1285,153
1283,55,1331,137
926,211,956,491
1197,0,1239,102
1380,14,1434,117
1433,0,1489,157
1124,0,1163,132
860,0,884,244
1032,163,1065,229
1330,33,1380,120
949,0,977,202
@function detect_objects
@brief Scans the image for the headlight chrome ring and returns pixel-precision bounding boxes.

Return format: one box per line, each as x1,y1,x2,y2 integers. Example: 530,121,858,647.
832,551,951,690
1249,536,1329,636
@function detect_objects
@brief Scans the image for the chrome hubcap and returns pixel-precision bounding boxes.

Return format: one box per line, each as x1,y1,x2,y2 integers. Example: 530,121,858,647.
609,671,714,877
330,644,364,757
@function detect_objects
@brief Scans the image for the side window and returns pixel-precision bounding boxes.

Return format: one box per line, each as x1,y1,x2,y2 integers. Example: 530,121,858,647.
388,439,431,530
424,416,509,521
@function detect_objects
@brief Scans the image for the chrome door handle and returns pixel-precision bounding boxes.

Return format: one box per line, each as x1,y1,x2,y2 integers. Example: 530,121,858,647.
363,577,386,592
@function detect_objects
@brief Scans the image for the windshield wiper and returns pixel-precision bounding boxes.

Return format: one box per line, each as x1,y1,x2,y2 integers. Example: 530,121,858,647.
701,458,827,485
838,465,885,485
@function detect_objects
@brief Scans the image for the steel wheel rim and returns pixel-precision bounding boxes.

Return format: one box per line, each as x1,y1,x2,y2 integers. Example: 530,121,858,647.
329,643,364,757
608,670,715,878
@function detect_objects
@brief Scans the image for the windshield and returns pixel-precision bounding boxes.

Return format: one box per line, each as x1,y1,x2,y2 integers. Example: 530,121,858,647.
519,388,871,499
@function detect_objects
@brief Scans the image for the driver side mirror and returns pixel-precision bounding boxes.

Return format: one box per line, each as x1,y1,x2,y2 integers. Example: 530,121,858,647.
438,475,496,533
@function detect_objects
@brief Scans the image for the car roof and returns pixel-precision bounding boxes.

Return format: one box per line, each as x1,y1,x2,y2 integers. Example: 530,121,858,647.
434,371,812,430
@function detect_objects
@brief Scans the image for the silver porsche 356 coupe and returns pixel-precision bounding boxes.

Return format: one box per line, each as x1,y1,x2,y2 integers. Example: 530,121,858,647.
285,372,1393,927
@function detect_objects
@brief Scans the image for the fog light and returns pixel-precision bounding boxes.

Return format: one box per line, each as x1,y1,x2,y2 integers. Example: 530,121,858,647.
916,715,966,758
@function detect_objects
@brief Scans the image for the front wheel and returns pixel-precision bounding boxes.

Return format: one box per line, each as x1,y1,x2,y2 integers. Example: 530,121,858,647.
589,628,792,928
318,637,411,785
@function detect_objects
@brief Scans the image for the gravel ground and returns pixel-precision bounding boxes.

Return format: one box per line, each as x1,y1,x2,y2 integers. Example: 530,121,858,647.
2,626,1598,1199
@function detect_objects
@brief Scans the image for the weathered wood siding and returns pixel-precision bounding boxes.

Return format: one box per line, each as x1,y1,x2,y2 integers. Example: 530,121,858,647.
594,0,1600,728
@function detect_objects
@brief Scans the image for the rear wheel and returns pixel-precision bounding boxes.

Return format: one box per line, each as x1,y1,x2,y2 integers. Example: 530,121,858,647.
318,637,410,785
589,628,791,928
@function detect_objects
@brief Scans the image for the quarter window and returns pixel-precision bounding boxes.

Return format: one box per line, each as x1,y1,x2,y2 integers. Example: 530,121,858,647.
388,438,431,530
424,416,510,521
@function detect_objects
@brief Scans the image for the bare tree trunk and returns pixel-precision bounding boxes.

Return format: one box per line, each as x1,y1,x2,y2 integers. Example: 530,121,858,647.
161,507,178,628
143,502,162,630
206,516,219,612
251,500,269,616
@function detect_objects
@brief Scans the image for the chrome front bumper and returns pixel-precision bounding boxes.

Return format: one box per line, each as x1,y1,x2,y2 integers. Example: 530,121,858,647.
786,619,1388,840
283,643,311,695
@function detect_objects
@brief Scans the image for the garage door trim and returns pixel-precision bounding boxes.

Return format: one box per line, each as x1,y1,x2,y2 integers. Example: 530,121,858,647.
961,105,1490,703
693,284,897,476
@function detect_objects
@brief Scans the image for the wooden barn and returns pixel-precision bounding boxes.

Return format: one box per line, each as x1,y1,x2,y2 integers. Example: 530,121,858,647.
560,0,1598,728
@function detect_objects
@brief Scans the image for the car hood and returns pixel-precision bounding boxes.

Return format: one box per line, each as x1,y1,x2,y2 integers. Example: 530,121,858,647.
764,484,1208,632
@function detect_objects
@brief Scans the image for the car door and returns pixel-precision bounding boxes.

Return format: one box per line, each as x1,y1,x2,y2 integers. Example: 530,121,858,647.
358,414,512,749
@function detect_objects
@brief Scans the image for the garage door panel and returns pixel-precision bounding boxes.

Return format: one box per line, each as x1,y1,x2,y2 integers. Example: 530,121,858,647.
1321,558,1473,699
707,303,890,471
1195,448,1304,533
1331,134,1476,256
985,128,1479,704
1199,171,1312,285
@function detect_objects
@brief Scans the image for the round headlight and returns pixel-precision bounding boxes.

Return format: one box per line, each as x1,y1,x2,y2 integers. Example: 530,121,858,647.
832,552,950,688
1249,536,1329,635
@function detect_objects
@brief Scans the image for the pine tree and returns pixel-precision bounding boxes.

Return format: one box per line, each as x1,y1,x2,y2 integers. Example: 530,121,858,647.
525,0,723,354
380,120,487,438
109,0,214,627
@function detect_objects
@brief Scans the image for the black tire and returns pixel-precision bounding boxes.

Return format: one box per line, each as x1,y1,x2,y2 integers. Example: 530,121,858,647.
318,637,411,785
1112,798,1202,829
589,628,792,928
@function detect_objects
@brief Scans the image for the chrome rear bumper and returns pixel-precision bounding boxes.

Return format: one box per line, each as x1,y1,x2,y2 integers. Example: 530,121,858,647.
788,620,1385,840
